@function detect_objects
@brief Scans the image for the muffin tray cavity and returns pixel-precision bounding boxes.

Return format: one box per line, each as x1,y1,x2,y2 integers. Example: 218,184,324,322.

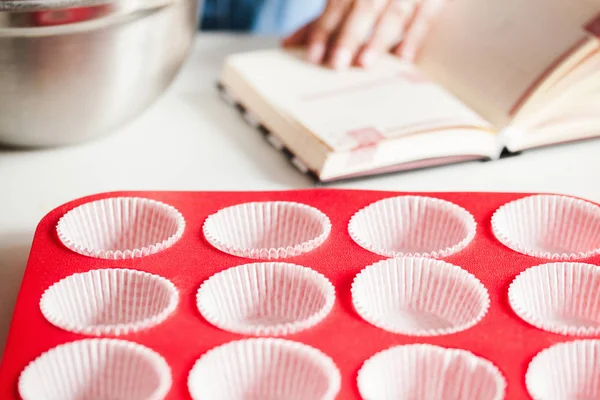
2,189,600,399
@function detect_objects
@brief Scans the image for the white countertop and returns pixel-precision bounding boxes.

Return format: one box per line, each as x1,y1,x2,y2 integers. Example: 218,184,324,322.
1,33,600,356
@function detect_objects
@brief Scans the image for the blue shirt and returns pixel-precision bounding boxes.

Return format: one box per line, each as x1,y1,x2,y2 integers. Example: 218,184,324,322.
200,0,326,34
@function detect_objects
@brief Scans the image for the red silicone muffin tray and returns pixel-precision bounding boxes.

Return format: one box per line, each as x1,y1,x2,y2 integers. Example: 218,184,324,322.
1,189,600,400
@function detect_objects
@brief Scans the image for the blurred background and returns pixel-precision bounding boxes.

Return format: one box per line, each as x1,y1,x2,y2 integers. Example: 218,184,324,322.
199,0,325,35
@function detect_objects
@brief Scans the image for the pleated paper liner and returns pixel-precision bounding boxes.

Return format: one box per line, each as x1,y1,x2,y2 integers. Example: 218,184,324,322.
57,197,185,259
509,262,600,336
196,262,335,336
203,201,331,259
18,338,171,400
526,339,600,400
187,338,341,400
348,195,476,258
40,268,179,336
492,194,600,260
352,257,490,336
357,343,506,400
9,189,600,400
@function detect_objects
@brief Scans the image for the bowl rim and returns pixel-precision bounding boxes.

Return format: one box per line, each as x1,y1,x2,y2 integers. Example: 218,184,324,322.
0,0,174,14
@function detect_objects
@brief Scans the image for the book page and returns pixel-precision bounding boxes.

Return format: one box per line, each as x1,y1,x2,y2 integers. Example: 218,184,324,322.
416,0,600,128
543,44,600,101
503,88,600,151
225,49,492,152
520,83,600,131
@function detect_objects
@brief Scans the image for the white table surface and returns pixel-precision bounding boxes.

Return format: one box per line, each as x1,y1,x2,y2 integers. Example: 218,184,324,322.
1,32,599,357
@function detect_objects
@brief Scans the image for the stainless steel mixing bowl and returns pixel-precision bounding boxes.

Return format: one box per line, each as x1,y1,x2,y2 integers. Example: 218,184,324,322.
0,0,199,147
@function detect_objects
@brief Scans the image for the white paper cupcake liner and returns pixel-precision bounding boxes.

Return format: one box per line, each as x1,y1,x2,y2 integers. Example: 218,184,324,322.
57,197,185,260
40,268,179,336
203,201,331,259
509,262,600,336
187,338,341,400
348,196,476,258
358,344,506,400
197,262,335,336
18,338,171,400
352,257,490,336
492,194,600,260
526,339,600,400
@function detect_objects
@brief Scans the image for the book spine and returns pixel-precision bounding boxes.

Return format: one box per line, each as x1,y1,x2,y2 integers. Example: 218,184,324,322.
216,82,320,183
498,148,522,159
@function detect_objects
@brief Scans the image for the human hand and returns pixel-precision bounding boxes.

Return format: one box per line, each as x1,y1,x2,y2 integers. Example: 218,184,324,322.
282,0,446,69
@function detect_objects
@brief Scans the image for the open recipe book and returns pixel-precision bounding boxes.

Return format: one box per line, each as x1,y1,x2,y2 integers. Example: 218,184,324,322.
218,0,600,182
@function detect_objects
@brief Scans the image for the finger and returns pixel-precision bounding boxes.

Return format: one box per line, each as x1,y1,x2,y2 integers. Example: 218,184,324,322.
307,0,351,64
282,20,315,47
391,1,418,56
396,0,446,61
328,0,386,69
358,0,413,67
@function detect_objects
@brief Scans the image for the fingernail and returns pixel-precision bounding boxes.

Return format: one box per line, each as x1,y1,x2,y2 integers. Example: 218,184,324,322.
360,49,376,67
333,48,352,70
308,44,325,63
